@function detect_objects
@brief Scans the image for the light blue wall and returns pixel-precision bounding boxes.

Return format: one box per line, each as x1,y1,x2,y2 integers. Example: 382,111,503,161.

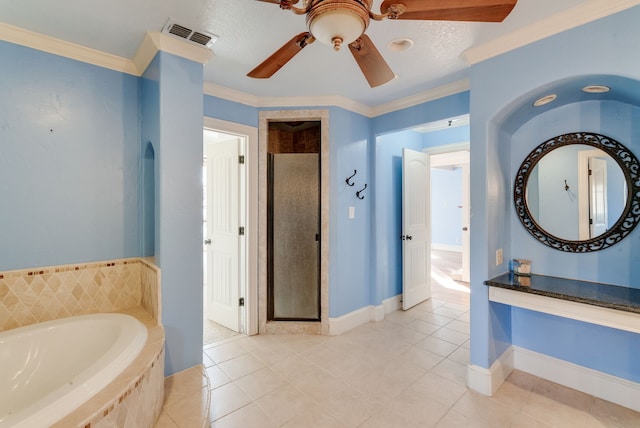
203,95,258,128
470,5,640,381
150,52,205,375
329,107,372,317
432,168,463,247
0,41,140,270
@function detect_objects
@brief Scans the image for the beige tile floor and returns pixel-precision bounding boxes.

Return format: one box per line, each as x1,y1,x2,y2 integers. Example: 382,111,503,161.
156,252,640,427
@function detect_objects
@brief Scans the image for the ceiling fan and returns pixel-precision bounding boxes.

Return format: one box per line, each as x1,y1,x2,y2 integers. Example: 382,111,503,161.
248,0,517,87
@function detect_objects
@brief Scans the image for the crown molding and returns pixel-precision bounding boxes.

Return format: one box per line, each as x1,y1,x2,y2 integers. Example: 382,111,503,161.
258,95,372,117
370,79,470,117
203,82,260,107
462,0,640,65
203,80,470,118
0,24,213,77
135,32,213,74
0,22,138,75
203,82,374,116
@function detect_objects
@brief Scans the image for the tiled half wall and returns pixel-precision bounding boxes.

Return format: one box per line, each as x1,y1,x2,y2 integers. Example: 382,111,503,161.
0,258,160,331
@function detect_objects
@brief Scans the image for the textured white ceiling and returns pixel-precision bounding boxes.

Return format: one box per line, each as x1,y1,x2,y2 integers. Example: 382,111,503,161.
1,0,597,106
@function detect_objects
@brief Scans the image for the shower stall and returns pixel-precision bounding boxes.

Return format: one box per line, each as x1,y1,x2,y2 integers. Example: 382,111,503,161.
267,121,321,322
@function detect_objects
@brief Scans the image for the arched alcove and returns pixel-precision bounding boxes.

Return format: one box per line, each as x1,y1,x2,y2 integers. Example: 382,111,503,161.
142,141,155,257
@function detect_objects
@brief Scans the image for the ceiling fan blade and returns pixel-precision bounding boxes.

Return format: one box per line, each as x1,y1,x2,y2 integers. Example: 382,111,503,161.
380,0,517,22
247,32,314,79
348,34,395,88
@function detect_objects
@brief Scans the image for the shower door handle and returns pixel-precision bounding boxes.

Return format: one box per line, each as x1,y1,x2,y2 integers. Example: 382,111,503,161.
204,239,211,245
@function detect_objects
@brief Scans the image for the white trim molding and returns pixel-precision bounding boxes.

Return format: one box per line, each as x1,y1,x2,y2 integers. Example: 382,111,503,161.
462,0,640,65
0,23,213,77
0,22,138,75
132,32,213,74
370,79,470,117
470,346,640,412
328,295,402,335
467,347,514,396
203,79,471,119
488,287,640,334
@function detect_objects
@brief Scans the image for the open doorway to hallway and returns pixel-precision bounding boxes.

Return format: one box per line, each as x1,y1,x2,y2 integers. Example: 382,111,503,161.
201,118,259,347
202,128,243,346
431,146,470,288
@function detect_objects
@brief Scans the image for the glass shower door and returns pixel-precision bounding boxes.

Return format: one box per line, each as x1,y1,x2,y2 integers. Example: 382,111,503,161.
268,153,320,321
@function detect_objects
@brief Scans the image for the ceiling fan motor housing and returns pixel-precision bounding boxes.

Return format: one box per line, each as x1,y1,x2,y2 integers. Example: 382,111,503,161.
306,0,371,50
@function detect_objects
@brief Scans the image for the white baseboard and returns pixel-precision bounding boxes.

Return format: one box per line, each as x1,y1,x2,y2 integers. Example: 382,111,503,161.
513,346,640,412
468,346,640,412
328,295,402,335
432,244,462,253
467,347,514,396
383,294,402,314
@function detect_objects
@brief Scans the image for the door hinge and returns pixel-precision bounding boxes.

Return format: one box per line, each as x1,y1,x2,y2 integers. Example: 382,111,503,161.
239,155,245,165
239,297,245,307
239,226,245,236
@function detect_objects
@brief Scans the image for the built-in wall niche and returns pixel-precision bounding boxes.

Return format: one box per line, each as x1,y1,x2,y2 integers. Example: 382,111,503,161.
142,142,155,257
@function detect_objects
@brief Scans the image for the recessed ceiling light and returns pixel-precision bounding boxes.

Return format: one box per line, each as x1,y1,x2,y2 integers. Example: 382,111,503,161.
533,94,557,107
582,85,610,94
387,38,414,52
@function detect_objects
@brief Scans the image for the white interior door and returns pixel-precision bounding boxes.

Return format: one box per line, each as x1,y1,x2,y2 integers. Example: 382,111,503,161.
589,157,608,237
205,136,241,332
402,148,431,310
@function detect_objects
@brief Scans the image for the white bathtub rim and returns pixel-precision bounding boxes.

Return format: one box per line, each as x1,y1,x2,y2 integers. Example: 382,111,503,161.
0,313,147,428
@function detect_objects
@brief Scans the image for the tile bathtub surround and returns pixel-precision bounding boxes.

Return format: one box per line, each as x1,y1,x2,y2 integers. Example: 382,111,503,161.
52,308,166,428
0,258,161,331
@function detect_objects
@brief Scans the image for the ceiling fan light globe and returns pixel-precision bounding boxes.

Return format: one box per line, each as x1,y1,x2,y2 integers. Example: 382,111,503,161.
308,9,366,48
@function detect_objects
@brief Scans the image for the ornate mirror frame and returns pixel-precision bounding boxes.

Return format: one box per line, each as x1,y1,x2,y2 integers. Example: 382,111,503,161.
514,132,640,252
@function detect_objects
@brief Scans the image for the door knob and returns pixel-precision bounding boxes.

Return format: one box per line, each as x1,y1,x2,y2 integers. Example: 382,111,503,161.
401,235,413,240
204,239,211,245
462,227,468,231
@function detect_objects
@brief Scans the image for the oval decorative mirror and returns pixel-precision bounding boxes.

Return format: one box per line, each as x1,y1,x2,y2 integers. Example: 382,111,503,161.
514,132,640,252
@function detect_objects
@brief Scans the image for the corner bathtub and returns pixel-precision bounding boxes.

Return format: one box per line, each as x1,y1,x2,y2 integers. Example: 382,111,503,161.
0,313,147,428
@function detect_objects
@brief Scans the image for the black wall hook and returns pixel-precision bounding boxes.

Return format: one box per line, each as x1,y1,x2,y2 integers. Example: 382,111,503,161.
356,184,367,200
346,170,357,186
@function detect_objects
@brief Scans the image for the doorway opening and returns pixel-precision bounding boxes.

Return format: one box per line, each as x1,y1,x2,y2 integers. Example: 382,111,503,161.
202,118,259,346
431,150,470,283
267,121,321,321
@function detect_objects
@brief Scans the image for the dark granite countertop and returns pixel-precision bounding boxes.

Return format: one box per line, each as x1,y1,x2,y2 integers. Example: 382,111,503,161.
485,273,640,314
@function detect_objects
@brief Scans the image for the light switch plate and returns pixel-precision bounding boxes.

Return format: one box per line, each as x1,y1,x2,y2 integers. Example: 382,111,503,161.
349,206,355,219
496,248,503,265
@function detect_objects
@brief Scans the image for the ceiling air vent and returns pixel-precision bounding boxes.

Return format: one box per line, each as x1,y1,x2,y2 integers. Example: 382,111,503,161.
161,19,218,49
